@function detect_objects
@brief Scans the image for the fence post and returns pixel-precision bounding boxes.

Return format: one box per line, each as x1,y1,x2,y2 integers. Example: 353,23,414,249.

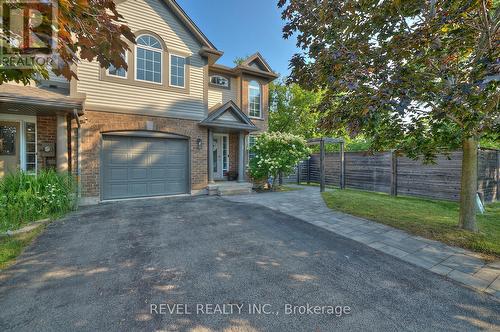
390,150,398,196
320,139,326,192
307,158,311,184
296,163,301,185
340,142,345,189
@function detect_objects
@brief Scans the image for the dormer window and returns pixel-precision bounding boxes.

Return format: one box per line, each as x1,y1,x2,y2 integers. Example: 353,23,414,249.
210,75,229,88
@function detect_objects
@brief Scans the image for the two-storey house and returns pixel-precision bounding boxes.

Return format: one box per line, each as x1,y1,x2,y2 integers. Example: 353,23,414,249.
0,0,277,204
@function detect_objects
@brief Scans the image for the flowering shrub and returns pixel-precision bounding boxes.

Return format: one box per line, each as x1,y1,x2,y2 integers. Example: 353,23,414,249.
0,170,77,232
249,132,311,189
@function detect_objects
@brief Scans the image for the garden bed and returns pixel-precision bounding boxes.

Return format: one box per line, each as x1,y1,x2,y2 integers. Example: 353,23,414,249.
0,171,77,233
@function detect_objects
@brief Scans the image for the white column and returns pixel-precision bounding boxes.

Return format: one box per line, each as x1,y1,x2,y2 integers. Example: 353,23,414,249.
56,114,68,173
238,132,245,183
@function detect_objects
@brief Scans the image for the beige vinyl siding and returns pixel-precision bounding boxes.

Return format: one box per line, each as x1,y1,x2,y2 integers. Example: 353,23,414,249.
76,0,206,120
208,77,238,110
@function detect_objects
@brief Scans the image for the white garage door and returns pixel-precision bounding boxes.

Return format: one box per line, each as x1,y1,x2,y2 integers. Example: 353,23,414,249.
102,135,189,200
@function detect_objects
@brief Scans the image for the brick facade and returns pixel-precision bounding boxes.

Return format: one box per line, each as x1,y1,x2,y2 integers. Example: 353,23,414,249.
79,110,208,198
36,115,57,170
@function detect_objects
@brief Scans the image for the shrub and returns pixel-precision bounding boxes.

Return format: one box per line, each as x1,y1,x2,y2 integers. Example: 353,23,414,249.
249,132,311,189
0,170,77,232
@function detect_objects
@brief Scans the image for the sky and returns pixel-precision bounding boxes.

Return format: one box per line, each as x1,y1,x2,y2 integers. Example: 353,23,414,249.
176,0,298,77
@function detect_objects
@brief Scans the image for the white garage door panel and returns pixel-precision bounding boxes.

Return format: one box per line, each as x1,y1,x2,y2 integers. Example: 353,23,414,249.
102,135,189,200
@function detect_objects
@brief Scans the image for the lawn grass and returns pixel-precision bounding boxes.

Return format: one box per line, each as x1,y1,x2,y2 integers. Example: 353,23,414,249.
321,189,500,258
0,225,45,270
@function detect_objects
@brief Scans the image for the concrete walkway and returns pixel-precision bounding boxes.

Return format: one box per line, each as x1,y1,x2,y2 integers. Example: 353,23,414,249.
224,185,500,300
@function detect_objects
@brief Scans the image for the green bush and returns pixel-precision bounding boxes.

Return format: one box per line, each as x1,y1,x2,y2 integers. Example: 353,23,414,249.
249,132,311,188
0,170,77,232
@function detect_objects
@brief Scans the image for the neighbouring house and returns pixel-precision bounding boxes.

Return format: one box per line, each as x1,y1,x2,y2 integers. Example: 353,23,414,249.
0,0,278,204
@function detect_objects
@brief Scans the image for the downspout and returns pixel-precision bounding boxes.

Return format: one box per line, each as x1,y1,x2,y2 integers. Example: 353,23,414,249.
73,109,81,200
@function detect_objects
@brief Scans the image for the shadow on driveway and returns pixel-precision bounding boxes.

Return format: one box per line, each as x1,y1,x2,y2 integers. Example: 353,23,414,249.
0,196,498,331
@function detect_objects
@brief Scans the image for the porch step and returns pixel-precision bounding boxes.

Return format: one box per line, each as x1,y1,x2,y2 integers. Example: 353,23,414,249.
207,182,253,196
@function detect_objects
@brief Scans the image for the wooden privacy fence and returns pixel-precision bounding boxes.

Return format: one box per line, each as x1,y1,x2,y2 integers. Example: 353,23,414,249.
283,149,500,202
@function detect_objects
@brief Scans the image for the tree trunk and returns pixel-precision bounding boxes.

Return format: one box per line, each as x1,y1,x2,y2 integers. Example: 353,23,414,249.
459,137,478,232
271,173,278,191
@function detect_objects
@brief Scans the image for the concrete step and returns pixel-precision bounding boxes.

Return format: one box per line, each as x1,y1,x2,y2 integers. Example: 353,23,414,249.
207,182,254,196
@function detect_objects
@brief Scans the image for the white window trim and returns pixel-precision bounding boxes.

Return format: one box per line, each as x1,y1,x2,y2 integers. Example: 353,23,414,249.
210,75,229,88
169,53,186,88
222,134,229,172
248,82,262,119
0,114,37,174
106,52,128,79
134,35,163,85
247,134,257,166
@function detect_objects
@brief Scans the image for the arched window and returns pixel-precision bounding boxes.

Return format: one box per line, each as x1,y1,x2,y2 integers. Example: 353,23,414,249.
135,34,163,84
248,80,261,118
210,75,229,88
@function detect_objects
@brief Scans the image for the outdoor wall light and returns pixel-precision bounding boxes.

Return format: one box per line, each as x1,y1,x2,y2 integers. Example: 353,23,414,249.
196,138,203,150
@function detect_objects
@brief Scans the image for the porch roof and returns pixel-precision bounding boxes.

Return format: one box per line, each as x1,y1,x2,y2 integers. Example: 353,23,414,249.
0,84,84,115
199,101,258,132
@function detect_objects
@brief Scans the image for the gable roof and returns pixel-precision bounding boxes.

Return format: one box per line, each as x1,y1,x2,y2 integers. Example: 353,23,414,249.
199,101,258,132
210,53,279,81
240,52,274,73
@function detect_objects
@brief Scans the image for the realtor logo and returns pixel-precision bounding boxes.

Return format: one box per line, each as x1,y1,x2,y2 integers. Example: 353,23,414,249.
0,0,58,68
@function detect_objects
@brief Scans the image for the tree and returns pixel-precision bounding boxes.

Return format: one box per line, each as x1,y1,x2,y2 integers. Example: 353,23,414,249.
270,81,373,152
269,80,323,137
0,1,135,84
233,55,251,66
248,132,311,189
279,0,499,232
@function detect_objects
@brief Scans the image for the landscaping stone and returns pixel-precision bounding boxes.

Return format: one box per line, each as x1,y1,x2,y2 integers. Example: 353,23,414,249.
380,237,429,253
376,245,409,258
441,254,485,274
399,253,440,269
448,270,491,292
486,276,500,292
473,267,500,284
430,264,453,276
1,218,50,238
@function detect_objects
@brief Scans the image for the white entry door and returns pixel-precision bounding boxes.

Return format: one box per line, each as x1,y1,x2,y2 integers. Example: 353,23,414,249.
212,134,229,180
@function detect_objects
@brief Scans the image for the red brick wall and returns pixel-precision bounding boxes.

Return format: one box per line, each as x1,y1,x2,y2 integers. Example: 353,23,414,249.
36,115,57,171
79,110,208,198
228,133,239,175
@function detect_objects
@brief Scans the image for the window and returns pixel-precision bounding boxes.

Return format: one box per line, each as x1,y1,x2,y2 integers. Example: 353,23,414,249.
222,135,228,172
135,34,163,84
108,52,127,78
248,135,257,161
0,125,16,155
25,122,36,173
170,55,186,88
248,80,261,118
210,75,229,88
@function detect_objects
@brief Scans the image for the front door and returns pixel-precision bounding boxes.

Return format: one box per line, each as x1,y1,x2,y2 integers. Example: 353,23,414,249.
0,121,20,178
212,134,229,180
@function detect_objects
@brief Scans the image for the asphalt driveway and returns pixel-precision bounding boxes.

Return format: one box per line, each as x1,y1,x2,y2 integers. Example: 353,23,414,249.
0,196,498,331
